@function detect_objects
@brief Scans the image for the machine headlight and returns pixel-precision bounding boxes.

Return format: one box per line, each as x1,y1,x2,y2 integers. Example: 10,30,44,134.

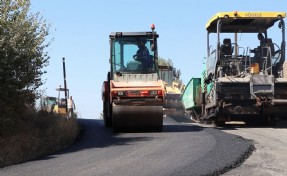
149,91,158,95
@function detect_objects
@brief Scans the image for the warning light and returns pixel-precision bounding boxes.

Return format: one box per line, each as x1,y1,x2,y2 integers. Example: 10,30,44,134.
151,24,155,30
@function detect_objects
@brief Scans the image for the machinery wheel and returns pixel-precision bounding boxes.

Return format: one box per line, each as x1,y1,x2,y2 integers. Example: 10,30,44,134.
153,124,163,132
103,71,112,127
214,120,225,127
213,117,225,127
112,105,163,133
261,115,276,126
103,100,112,127
245,115,274,126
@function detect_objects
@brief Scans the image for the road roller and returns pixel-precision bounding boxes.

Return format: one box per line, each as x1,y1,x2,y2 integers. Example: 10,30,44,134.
102,24,165,132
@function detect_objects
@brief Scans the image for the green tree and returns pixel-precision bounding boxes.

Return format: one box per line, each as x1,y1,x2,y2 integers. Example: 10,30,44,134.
158,56,182,84
158,56,172,67
0,0,51,116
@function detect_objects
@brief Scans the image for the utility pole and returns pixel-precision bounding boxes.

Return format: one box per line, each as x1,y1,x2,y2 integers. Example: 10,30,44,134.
62,57,68,113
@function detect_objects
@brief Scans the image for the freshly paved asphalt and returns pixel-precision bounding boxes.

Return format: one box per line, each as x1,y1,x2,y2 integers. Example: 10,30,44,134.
0,116,254,176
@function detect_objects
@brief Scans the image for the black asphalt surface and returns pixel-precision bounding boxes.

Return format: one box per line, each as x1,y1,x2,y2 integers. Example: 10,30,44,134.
0,116,254,176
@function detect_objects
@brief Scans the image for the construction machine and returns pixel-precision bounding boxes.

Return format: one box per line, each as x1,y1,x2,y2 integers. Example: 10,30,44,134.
39,86,69,116
53,86,69,115
102,24,165,132
182,11,287,125
39,96,57,113
158,60,185,116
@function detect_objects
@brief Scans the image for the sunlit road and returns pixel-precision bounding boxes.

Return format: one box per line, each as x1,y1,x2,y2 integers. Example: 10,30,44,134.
221,121,287,176
0,116,253,176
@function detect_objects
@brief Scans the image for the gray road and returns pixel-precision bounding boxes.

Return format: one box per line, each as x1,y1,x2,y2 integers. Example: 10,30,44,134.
221,121,287,176
191,120,287,176
0,116,253,176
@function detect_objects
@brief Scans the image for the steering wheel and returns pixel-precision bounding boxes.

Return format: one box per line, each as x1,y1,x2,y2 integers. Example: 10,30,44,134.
272,49,281,64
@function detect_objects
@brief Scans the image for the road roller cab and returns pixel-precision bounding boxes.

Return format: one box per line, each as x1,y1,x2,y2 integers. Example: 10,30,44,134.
102,24,165,132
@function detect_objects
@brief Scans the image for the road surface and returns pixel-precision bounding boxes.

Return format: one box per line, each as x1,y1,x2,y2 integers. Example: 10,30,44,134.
0,116,253,176
220,121,287,176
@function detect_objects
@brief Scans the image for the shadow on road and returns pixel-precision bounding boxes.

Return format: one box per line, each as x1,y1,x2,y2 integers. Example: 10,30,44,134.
210,119,287,131
36,119,153,161
165,114,195,123
33,118,255,176
163,124,203,132
66,119,153,148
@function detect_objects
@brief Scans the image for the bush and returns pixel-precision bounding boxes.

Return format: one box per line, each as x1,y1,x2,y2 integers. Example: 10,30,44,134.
0,110,79,168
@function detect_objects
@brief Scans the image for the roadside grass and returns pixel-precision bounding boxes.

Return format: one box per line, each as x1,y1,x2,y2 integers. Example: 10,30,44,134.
0,110,80,168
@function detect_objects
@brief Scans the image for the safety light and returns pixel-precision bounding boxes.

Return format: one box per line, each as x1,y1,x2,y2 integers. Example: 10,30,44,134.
151,24,155,30
113,90,163,97
140,90,149,96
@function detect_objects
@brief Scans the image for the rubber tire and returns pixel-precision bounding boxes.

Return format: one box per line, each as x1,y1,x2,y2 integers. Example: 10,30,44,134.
213,118,225,127
104,72,112,127
103,100,112,127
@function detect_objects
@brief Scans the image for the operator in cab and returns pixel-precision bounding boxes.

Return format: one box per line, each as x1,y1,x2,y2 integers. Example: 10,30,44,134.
252,33,267,70
133,40,153,70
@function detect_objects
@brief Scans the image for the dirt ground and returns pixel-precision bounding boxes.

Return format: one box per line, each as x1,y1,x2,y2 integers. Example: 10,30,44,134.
212,121,287,176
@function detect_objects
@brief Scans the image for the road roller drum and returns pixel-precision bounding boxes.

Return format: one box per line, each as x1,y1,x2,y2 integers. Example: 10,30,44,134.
112,105,163,132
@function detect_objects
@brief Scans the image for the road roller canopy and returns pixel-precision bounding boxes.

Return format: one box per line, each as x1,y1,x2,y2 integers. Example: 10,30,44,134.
109,32,159,74
206,11,286,33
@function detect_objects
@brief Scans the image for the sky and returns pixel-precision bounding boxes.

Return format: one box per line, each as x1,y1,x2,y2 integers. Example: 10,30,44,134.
29,0,286,119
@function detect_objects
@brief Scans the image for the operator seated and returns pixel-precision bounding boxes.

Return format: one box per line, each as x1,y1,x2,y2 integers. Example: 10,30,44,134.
220,38,232,58
133,40,153,70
